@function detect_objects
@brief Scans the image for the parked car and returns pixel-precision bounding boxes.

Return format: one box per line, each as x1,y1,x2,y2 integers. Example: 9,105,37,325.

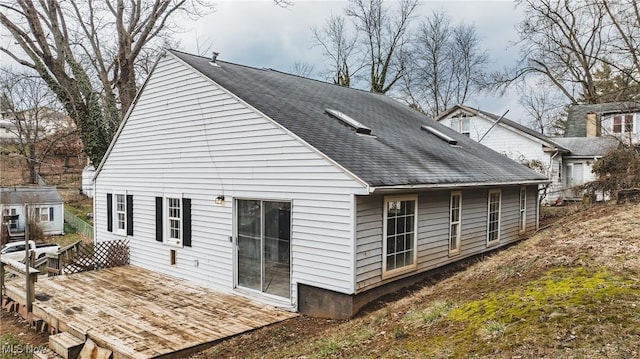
0,240,60,261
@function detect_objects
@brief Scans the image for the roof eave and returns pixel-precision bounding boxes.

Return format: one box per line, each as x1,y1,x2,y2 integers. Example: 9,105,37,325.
369,179,550,193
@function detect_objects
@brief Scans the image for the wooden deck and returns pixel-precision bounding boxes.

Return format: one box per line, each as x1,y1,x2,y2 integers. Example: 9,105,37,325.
3,265,297,358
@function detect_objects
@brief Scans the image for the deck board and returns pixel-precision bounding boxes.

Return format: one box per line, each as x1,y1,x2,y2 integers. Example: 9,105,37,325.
4,265,297,358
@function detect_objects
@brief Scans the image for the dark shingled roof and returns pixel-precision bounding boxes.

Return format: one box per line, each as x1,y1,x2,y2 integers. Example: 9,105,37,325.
566,102,640,137
169,50,547,187
551,137,620,158
0,187,63,205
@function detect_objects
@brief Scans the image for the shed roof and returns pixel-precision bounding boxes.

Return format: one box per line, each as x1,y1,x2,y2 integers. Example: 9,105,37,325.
161,50,548,188
0,187,63,205
551,137,620,158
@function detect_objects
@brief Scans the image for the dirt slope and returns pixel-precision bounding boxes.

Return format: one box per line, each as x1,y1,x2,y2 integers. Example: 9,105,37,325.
193,202,640,358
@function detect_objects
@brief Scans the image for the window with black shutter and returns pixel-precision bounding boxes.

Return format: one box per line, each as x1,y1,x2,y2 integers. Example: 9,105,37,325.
126,195,134,236
107,193,113,232
182,198,191,247
155,197,163,242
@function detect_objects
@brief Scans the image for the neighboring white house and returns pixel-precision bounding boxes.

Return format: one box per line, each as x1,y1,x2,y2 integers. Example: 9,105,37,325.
436,105,568,202
0,186,64,237
81,164,95,198
93,50,548,319
0,119,19,144
551,137,619,201
566,102,640,145
436,105,619,204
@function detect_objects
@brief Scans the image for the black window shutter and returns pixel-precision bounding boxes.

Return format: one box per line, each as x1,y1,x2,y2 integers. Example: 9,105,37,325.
155,197,163,242
182,198,191,247
49,207,54,221
126,195,134,236
106,193,113,232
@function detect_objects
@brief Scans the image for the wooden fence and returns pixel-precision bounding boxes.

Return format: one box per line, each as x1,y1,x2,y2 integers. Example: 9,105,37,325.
64,209,93,240
47,239,129,276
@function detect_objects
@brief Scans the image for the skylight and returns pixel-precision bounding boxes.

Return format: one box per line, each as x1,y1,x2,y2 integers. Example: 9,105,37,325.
421,125,458,145
325,109,372,135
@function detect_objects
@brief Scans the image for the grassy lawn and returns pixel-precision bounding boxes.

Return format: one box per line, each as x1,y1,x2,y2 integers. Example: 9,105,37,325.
63,193,93,225
194,202,640,358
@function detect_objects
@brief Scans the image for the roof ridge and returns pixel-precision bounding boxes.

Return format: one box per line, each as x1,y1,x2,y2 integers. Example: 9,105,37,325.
167,48,387,97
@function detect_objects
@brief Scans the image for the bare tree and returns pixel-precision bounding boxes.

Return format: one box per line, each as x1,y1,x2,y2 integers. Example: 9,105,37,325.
311,13,360,87
289,62,315,78
599,0,640,88
492,0,606,105
518,82,567,135
0,69,76,184
346,0,418,94
402,11,488,116
0,0,212,166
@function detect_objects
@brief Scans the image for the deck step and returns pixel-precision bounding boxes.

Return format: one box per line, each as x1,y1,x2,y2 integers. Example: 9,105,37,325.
33,348,64,359
48,332,85,359
78,338,113,359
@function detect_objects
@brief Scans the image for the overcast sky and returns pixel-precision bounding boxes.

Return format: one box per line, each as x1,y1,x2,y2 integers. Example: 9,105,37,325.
176,0,528,122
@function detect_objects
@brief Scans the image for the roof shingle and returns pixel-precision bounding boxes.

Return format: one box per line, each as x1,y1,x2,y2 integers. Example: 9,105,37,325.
169,50,547,187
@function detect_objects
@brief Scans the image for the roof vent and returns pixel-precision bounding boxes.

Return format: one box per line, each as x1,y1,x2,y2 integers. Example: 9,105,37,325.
325,109,372,135
421,125,458,145
210,52,220,66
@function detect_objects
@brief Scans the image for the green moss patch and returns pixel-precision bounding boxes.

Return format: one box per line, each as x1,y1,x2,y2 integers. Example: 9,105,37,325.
405,267,640,357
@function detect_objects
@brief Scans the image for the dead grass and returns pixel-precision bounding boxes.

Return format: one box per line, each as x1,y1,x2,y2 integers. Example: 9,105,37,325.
193,201,640,358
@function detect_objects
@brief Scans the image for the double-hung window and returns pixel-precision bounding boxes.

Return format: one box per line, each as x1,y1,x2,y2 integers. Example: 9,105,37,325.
487,189,501,245
450,118,471,137
612,115,634,133
106,193,133,236
168,198,182,243
449,192,462,254
3,208,17,229
383,195,418,277
519,187,526,234
35,207,50,222
115,194,126,233
155,196,191,248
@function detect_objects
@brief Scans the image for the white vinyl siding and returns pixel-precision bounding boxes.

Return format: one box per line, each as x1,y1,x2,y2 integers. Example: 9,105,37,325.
355,186,534,292
94,54,366,305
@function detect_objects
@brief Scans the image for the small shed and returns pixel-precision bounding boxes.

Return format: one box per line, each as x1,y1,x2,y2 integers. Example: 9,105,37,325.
0,187,64,237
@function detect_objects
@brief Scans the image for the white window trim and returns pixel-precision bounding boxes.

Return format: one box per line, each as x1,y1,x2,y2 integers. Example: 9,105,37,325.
113,192,127,236
449,191,462,255
486,189,502,246
382,194,418,279
35,207,50,222
610,114,635,134
519,187,527,234
164,195,183,247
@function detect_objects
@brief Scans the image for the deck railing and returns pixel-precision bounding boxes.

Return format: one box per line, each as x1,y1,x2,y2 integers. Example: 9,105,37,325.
1,253,40,313
47,239,129,276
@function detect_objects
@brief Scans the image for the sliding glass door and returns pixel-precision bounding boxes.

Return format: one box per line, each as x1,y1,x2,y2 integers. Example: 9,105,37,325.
236,199,291,298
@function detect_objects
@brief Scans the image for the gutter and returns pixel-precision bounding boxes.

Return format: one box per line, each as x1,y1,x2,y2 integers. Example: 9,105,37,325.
369,179,550,193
